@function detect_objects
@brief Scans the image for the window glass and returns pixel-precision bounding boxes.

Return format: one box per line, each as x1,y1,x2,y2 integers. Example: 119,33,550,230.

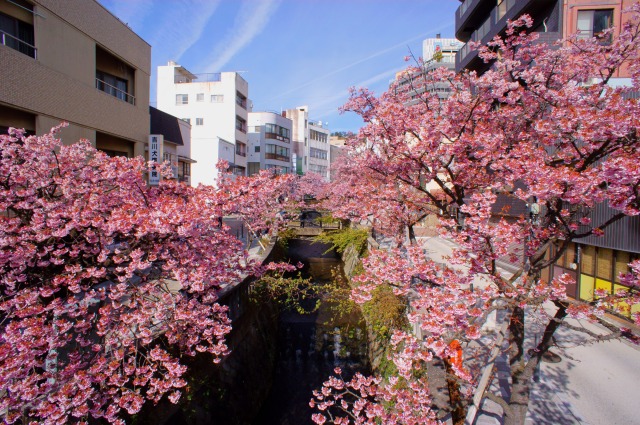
176,94,188,105
577,9,613,40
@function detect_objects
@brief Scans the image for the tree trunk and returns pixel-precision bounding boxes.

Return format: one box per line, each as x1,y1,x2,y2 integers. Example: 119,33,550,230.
443,358,466,425
504,302,569,425
505,306,528,425
408,224,417,246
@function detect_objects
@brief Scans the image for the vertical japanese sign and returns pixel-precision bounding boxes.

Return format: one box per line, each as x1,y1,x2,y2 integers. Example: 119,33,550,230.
148,135,163,185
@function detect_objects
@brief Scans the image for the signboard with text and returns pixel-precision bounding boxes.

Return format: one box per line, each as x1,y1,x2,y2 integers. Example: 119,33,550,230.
148,134,163,185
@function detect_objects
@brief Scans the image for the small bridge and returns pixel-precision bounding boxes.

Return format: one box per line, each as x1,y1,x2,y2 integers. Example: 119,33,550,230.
287,209,341,236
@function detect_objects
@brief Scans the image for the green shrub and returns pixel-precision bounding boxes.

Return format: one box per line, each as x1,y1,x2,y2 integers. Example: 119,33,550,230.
314,227,369,255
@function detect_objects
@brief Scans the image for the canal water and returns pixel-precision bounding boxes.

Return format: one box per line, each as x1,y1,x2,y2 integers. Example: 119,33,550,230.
252,238,370,425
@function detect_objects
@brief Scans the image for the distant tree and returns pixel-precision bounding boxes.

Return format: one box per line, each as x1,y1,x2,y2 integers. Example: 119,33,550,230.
432,48,443,62
313,8,640,425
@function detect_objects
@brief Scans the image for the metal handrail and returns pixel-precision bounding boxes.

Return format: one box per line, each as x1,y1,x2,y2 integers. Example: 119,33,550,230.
0,30,36,58
95,78,135,105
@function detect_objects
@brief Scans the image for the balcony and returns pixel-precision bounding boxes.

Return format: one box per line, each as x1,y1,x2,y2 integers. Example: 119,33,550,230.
265,132,290,143
265,153,291,162
235,143,247,157
95,76,135,104
1,30,36,58
455,0,559,72
236,91,247,109
455,0,494,42
96,46,136,105
175,72,221,83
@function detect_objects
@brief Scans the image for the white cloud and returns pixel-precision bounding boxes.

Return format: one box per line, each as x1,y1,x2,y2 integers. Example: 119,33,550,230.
311,66,405,119
272,21,453,101
147,0,221,62
203,0,282,72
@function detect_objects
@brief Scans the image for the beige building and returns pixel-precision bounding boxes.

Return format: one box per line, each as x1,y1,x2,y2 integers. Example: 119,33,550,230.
0,0,150,157
284,106,330,180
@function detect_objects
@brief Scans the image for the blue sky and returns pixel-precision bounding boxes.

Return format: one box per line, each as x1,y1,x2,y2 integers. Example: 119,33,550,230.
100,0,459,132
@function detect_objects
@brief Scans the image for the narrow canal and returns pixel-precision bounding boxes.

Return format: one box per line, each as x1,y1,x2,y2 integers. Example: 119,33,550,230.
252,238,370,424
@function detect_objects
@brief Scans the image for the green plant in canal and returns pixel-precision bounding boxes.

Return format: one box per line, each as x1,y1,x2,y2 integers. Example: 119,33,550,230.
314,227,369,255
361,284,408,342
276,227,298,250
251,270,319,314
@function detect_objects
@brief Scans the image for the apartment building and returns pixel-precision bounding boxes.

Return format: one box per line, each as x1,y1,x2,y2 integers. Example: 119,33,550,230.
247,111,293,176
0,0,150,157
454,0,639,314
149,106,195,186
284,106,330,180
156,62,249,186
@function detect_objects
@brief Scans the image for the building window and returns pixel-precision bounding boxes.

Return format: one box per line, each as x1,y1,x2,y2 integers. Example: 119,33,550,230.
0,11,35,58
310,147,328,160
235,116,247,133
176,94,188,105
196,93,204,102
182,118,191,125
236,141,247,157
211,94,224,103
265,123,290,142
497,0,507,21
577,9,613,41
265,164,289,174
96,70,131,103
100,149,130,158
265,144,290,162
236,91,247,109
195,118,204,126
310,129,328,143
255,146,260,152
182,162,191,176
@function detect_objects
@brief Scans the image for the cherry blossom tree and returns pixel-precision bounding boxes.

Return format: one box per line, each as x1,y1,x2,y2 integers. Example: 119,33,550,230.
313,8,640,425
216,168,326,245
0,125,295,424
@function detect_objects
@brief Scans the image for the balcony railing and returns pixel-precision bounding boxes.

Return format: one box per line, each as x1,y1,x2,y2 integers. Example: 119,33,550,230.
236,96,247,109
265,153,291,162
96,78,135,105
265,132,290,143
175,72,221,84
1,30,36,58
457,0,519,67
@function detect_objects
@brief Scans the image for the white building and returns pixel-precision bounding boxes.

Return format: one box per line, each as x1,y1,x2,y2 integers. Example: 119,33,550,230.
284,106,330,180
393,35,464,105
156,61,249,186
247,111,293,176
422,34,463,66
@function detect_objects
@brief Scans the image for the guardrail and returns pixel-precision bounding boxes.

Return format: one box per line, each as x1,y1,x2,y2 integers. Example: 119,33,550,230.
1,30,36,58
95,78,135,105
